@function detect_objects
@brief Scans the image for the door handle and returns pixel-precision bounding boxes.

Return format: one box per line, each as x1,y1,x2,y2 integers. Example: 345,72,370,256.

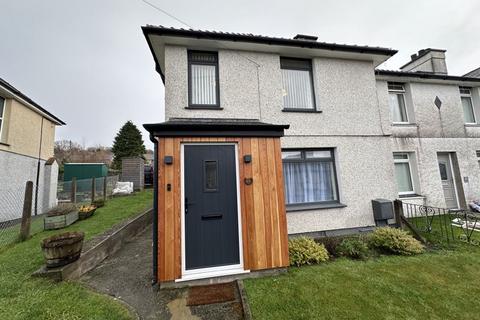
185,197,195,214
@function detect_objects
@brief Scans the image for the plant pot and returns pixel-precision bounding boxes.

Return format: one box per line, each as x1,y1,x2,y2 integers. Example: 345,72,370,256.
78,208,96,220
44,211,79,230
41,232,84,268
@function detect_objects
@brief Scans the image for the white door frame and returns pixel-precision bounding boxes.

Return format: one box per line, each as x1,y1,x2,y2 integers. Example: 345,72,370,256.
438,152,461,209
178,142,248,282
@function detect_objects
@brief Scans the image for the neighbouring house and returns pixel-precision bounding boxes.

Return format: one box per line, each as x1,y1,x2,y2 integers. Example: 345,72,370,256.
465,67,480,78
142,26,480,285
0,77,65,220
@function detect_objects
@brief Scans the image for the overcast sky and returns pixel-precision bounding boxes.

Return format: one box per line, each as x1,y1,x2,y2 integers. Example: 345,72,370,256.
1,0,479,149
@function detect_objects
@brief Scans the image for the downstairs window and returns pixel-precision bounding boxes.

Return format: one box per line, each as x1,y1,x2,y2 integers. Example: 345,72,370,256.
282,149,339,206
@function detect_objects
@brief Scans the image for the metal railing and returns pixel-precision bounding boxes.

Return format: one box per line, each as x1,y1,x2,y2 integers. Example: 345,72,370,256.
397,200,480,246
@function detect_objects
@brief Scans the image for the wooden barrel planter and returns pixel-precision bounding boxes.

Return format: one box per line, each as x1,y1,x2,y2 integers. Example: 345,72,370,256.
41,231,85,268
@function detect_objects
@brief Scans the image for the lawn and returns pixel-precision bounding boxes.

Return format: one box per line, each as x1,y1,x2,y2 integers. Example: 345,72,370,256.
0,190,152,320
244,244,480,320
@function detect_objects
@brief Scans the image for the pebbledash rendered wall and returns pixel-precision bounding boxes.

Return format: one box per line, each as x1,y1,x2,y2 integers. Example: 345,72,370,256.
377,80,480,208
0,151,58,222
163,45,398,235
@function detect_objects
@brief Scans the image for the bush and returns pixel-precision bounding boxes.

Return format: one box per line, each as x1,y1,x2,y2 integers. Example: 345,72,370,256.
368,227,424,255
337,238,370,260
316,236,344,257
289,237,329,267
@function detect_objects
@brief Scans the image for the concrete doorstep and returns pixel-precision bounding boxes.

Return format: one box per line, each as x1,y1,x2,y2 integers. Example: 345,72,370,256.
33,208,153,281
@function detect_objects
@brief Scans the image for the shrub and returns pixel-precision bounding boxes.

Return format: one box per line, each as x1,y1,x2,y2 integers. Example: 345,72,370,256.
288,237,329,267
368,227,425,255
316,236,344,257
337,238,370,260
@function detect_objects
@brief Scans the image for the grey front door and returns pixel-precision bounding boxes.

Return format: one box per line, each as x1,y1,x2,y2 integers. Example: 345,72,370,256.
437,153,459,209
184,145,240,270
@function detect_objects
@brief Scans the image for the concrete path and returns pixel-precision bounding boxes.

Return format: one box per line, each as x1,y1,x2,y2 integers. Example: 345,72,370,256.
80,225,244,320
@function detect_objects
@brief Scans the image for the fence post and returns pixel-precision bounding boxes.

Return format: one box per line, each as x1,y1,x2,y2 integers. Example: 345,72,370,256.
91,177,96,202
393,199,404,228
71,177,77,203
20,181,34,241
103,176,107,200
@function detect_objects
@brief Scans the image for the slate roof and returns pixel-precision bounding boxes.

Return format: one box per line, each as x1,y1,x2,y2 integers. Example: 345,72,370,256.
0,77,65,125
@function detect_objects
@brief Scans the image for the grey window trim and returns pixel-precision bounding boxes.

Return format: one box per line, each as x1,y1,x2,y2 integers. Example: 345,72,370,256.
187,50,220,109
280,57,317,112
282,148,340,206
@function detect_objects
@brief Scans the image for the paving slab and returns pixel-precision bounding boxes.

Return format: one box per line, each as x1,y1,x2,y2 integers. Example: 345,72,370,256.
80,225,244,320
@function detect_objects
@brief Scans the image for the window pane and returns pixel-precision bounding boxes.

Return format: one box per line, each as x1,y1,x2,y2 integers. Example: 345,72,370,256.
393,153,408,160
282,69,314,109
282,151,302,160
191,64,217,105
462,97,476,123
389,93,408,122
388,82,405,92
305,150,331,159
459,87,471,95
438,163,448,181
204,161,218,191
283,160,337,204
395,162,413,193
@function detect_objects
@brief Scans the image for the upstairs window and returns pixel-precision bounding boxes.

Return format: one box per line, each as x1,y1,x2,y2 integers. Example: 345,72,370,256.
280,58,316,111
0,96,5,137
388,82,409,123
188,51,219,108
460,86,476,124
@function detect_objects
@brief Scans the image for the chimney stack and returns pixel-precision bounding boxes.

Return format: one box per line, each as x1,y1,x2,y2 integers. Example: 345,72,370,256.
400,48,447,75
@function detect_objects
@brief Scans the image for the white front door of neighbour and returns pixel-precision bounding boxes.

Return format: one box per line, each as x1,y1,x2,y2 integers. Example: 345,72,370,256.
437,153,459,209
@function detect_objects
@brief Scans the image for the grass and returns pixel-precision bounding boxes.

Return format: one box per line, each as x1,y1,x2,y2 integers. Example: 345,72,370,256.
0,190,152,320
244,242,480,320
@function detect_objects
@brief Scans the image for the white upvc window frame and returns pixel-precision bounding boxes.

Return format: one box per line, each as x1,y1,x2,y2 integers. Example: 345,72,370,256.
388,82,410,124
460,86,476,124
393,152,415,196
0,96,5,139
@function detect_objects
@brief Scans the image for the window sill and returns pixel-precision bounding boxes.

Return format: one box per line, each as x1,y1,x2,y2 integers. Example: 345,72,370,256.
286,202,346,212
185,106,223,110
391,123,417,127
464,123,480,127
282,108,322,113
398,193,425,199
0,142,10,147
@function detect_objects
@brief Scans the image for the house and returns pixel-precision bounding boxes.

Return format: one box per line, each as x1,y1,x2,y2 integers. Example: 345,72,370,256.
0,77,65,220
142,26,480,285
465,67,480,78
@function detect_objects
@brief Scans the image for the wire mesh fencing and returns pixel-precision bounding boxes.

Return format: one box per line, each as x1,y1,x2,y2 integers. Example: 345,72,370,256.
0,182,44,250
57,175,119,204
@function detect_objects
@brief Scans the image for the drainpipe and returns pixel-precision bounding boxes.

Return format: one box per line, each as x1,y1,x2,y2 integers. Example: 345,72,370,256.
34,117,44,216
150,134,159,286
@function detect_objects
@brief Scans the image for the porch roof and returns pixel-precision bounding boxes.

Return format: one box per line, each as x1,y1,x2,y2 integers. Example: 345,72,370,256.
143,118,289,138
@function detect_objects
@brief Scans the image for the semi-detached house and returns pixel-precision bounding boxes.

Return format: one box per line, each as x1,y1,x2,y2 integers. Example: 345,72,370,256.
142,26,480,285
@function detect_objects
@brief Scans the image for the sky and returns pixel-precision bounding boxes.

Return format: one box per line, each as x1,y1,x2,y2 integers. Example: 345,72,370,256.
1,0,479,149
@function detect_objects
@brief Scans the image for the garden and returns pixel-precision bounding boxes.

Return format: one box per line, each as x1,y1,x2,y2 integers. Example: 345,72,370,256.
244,225,480,320
0,190,152,320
